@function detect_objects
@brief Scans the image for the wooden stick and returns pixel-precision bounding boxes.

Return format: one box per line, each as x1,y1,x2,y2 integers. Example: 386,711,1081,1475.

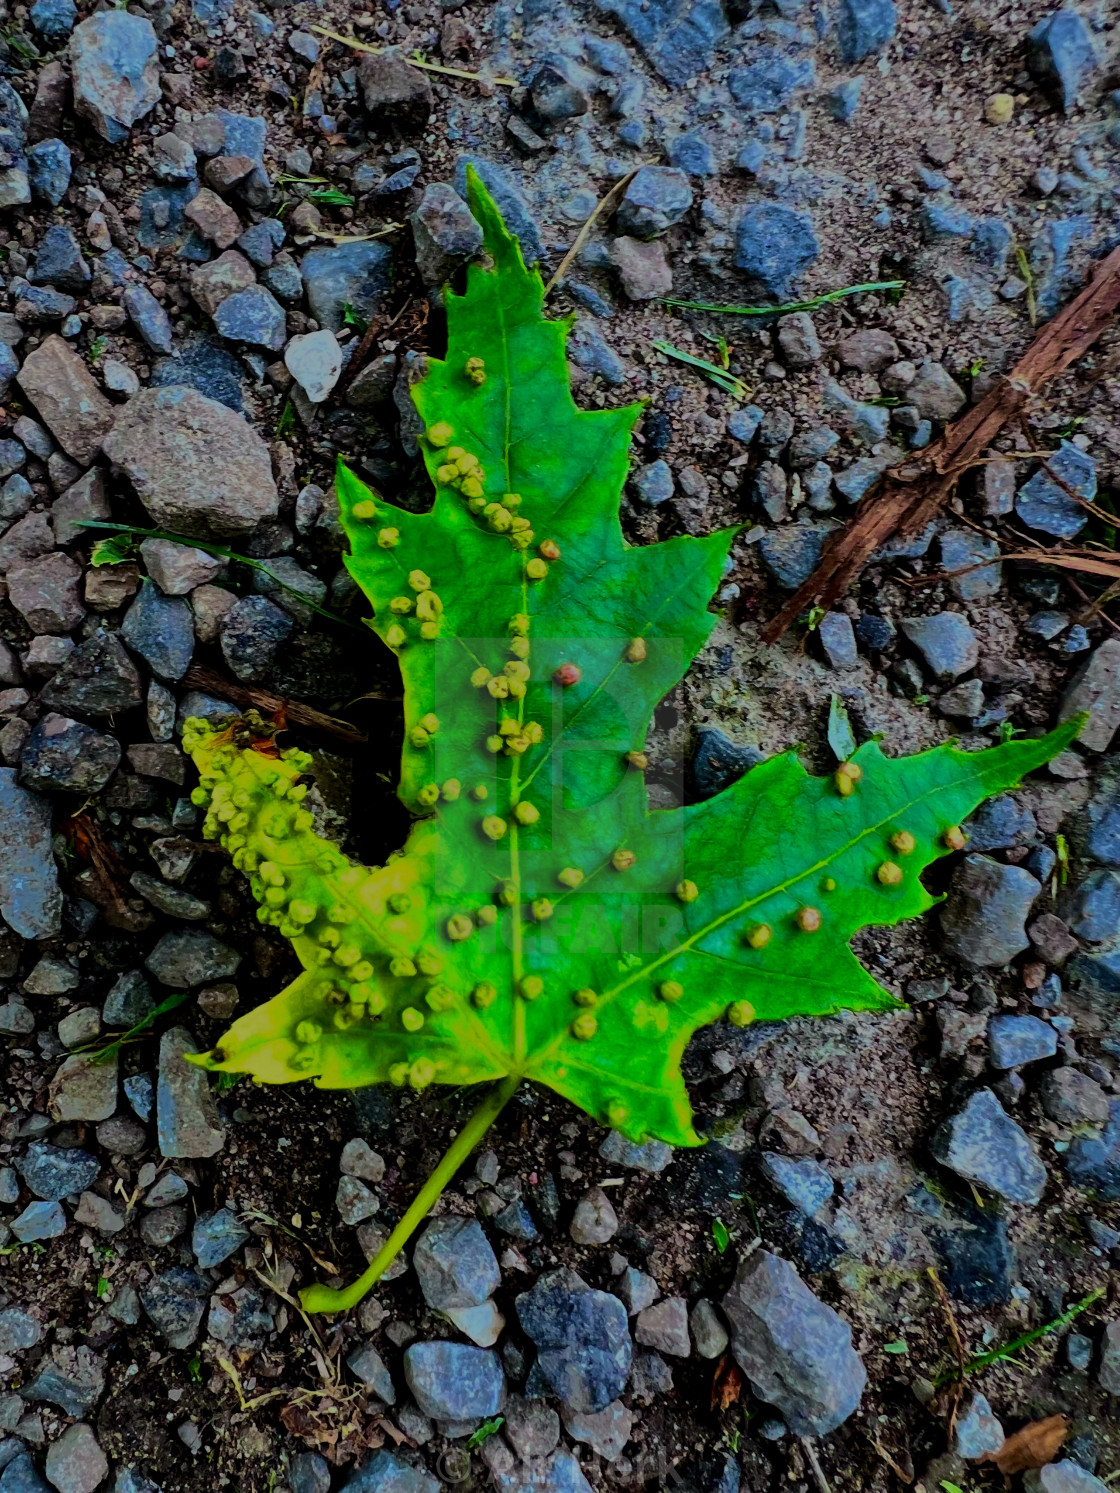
182,663,372,746
762,243,1120,643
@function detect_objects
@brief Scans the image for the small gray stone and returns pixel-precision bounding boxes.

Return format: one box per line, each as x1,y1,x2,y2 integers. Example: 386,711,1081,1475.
20,713,120,794
502,1395,560,1461
17,1142,98,1200
776,313,821,368
689,1299,728,1358
156,1026,225,1158
954,1392,1004,1459
300,241,392,334
413,1216,499,1310
734,203,819,298
122,581,194,682
337,1175,379,1226
634,1297,689,1357
1039,1068,1110,1126
103,970,154,1027
615,166,692,239
721,1250,865,1435
221,594,293,680
192,1207,249,1267
123,286,174,356
941,855,1041,967
940,529,1002,603
45,1423,108,1493
403,1342,504,1423
630,459,674,507
988,1014,1058,1069
213,284,286,351
0,767,61,937
9,552,85,634
560,1400,633,1462
760,1153,833,1216
931,1087,1047,1203
1025,1465,1111,1493
285,328,342,404
906,362,966,421
49,1050,118,1123
410,182,482,287
290,1452,331,1493
1016,442,1095,540
69,12,159,143
598,1131,673,1172
569,1187,619,1245
516,1268,631,1413
1061,638,1120,752
817,612,858,671
900,612,978,681
339,1450,439,1493
0,1308,42,1353
22,1344,105,1418
12,1200,66,1241
347,1343,396,1405
1027,10,1097,112
140,1266,209,1348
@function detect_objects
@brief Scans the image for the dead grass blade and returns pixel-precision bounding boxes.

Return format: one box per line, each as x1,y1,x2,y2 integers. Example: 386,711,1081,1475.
310,25,517,85
763,241,1120,643
543,166,649,298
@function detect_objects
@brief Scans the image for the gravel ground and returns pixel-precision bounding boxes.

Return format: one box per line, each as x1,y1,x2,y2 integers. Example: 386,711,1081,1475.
0,0,1119,1489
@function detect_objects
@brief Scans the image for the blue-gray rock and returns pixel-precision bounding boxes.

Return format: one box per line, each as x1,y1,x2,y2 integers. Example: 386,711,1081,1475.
21,1344,105,1419
494,1198,539,1240
1070,869,1120,942
42,631,143,718
734,203,819,298
27,138,71,207
402,1342,504,1422
721,1250,865,1435
593,0,728,86
965,794,1037,852
141,1266,209,1348
935,1203,1012,1305
151,335,243,413
921,201,973,242
20,713,121,794
931,1087,1047,1203
691,726,764,799
568,326,624,387
124,1073,154,1121
103,969,154,1027
69,12,160,144
410,181,483,287
300,240,393,333
346,1343,396,1404
1027,11,1097,112
836,0,897,61
630,459,674,507
15,284,77,321
157,1025,225,1159
212,284,286,352
1025,610,1069,641
1030,217,1091,322
833,453,890,503
1039,1068,1110,1125
760,1154,833,1216
0,1455,51,1493
727,405,764,443
759,522,838,590
855,612,895,650
1025,1466,1112,1493
728,50,815,113
237,217,285,267
940,855,1040,966
667,132,716,175
826,77,863,119
216,109,265,164
340,1451,440,1493
988,1014,1058,1068
290,1452,331,1493
900,612,978,681
264,254,304,304
123,285,174,356
599,1130,674,1172
192,1207,249,1268
955,1392,1004,1459
32,225,90,296
11,1200,65,1241
17,1142,98,1200
138,180,203,255
0,1308,41,1353
413,1217,500,1310
971,217,1013,270
817,611,857,671
615,165,692,239
122,581,194,683
939,529,1002,603
112,1471,162,1493
0,767,61,938
220,594,292,681
147,931,239,988
30,0,76,39
1064,1097,1120,1199
1015,441,1095,540
0,343,17,396
517,1268,631,1413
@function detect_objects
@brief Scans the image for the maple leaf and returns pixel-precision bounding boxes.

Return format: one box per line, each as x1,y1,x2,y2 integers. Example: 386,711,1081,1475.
182,170,1079,1310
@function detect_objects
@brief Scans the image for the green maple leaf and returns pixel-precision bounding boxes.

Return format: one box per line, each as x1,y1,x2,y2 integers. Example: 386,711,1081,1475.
182,170,1079,1311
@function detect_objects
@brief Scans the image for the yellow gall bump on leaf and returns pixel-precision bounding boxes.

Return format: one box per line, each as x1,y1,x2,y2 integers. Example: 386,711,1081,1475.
944,825,968,850
821,877,837,893
499,719,521,737
409,570,431,592
352,500,376,520
390,596,413,614
377,526,399,547
659,980,684,1003
441,779,461,801
289,899,317,925
334,1004,362,1031
427,984,456,1011
470,784,489,801
504,735,530,756
625,637,647,663
558,867,584,889
539,539,561,561
472,981,497,1009
486,676,510,699
607,1100,629,1127
416,592,443,622
835,769,855,797
524,721,544,744
571,1013,597,1041
514,802,540,826
437,464,459,484
727,1000,755,1028
626,751,649,771
385,624,407,649
388,893,411,913
417,951,443,976
461,477,483,500
520,975,544,1001
471,666,491,688
486,735,503,754
573,987,597,1007
676,880,699,903
497,881,518,907
456,453,479,474
796,906,822,932
465,356,486,384
409,1057,437,1090
746,923,772,949
482,815,507,841
389,957,417,978
427,422,454,447
468,496,487,513
419,621,440,640
476,905,497,926
510,613,531,635
420,713,439,734
409,727,431,749
417,783,440,808
401,1007,425,1032
891,830,916,856
509,636,531,660
446,914,474,942
877,861,904,886
507,679,526,700
295,1020,322,1044
612,848,636,872
388,1062,409,1087
446,446,465,461
532,898,553,921
504,492,522,508
504,660,531,683
510,531,533,551
526,558,548,581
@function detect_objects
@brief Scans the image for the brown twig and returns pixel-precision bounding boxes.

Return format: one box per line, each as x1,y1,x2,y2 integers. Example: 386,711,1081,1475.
927,1265,967,1437
800,1437,833,1493
182,663,372,746
763,242,1120,643
543,166,652,298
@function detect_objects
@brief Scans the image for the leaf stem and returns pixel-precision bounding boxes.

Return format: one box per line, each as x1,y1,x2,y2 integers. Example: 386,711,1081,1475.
299,1075,521,1315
